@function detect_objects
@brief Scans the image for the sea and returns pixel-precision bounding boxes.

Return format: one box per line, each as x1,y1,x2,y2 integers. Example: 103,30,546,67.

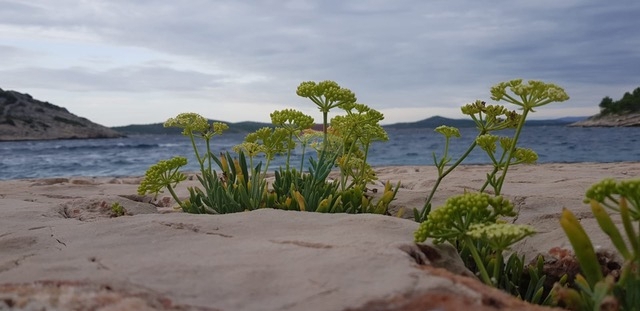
1,126,639,180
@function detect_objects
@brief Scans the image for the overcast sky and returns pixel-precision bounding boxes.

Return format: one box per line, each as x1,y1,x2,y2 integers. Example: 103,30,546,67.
1,1,639,126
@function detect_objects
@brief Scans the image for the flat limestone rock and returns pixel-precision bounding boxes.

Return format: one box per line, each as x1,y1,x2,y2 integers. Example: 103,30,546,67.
3,163,638,310
1,205,482,311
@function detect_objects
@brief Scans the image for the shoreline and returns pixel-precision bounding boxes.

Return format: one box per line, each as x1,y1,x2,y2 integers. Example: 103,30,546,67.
2,160,639,182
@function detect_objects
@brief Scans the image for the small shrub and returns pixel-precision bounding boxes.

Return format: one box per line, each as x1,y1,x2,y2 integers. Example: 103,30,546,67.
110,202,126,217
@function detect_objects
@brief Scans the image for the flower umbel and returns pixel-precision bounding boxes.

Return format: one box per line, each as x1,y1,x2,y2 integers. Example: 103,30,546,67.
435,125,461,139
164,113,210,135
414,193,515,244
137,156,187,196
467,223,536,251
490,79,569,111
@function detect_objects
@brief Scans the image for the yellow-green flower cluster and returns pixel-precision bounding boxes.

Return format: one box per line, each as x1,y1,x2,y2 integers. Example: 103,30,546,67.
414,193,515,243
512,147,538,164
585,178,640,218
331,103,388,144
476,134,499,154
467,223,536,251
164,113,210,135
435,125,461,139
460,100,520,131
137,156,187,196
270,109,314,132
245,127,289,160
233,142,264,158
296,80,357,112
164,113,228,139
212,122,229,135
490,79,569,110
585,178,619,204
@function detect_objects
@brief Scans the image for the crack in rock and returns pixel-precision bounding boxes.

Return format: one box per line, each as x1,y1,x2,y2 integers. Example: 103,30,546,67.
88,256,110,270
269,240,333,249
158,222,233,238
0,254,35,274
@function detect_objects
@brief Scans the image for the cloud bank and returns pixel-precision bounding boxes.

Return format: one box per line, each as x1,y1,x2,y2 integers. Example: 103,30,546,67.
1,0,638,126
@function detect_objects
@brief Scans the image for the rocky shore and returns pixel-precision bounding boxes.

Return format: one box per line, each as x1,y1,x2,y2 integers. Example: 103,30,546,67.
569,112,640,127
0,88,124,141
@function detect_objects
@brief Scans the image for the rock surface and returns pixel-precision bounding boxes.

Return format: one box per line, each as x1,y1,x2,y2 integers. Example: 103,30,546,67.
568,112,640,127
5,162,639,310
0,88,124,141
0,175,561,311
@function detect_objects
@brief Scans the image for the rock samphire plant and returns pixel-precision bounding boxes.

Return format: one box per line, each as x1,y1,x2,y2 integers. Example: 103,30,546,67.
414,79,569,303
415,79,570,222
554,178,640,310
137,80,399,215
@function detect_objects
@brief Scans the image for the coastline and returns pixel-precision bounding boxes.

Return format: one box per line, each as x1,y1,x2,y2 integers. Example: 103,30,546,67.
569,112,640,127
1,162,638,310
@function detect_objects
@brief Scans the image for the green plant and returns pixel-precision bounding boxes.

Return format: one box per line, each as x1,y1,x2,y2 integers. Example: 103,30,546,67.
137,113,244,213
137,156,188,206
110,202,126,217
296,80,356,144
138,80,399,216
413,192,560,303
183,151,267,214
554,178,640,310
414,80,569,222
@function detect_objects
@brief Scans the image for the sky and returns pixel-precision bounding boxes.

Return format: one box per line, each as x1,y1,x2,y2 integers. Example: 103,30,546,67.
1,1,639,127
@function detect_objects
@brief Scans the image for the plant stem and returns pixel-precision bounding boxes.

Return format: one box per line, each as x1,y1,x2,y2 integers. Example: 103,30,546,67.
493,250,504,287
189,134,205,174
166,184,183,208
299,144,307,172
322,110,329,151
205,138,212,173
357,142,371,187
465,237,492,285
285,132,293,171
494,109,530,195
420,139,481,219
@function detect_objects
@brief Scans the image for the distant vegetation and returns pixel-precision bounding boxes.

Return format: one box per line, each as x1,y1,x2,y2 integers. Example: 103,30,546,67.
598,86,640,115
113,115,577,134
112,120,270,135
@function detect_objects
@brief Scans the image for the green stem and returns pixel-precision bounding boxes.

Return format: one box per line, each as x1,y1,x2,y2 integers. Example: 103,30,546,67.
299,144,307,172
494,109,530,195
357,142,371,187
493,250,504,287
189,134,205,173
166,184,183,208
285,132,293,171
420,139,481,219
205,138,212,173
322,109,329,152
465,237,492,285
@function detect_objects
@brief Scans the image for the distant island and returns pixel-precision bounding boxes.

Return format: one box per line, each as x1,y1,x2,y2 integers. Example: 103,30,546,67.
0,88,123,141
4,86,625,141
114,115,582,136
570,87,640,127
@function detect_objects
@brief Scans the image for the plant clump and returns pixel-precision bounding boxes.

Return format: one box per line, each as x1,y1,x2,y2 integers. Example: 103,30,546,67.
138,80,399,216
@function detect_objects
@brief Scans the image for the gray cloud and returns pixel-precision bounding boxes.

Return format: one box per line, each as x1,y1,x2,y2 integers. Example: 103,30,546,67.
2,65,229,92
0,0,639,123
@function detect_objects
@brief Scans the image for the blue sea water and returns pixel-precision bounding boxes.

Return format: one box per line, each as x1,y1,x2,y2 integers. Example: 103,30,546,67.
0,126,639,180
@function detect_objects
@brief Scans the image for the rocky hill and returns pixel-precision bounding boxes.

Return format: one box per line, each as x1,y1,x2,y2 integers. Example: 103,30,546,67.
568,112,640,127
0,88,124,141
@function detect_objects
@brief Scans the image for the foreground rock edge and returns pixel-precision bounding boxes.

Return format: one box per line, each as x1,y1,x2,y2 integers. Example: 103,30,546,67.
0,206,556,311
